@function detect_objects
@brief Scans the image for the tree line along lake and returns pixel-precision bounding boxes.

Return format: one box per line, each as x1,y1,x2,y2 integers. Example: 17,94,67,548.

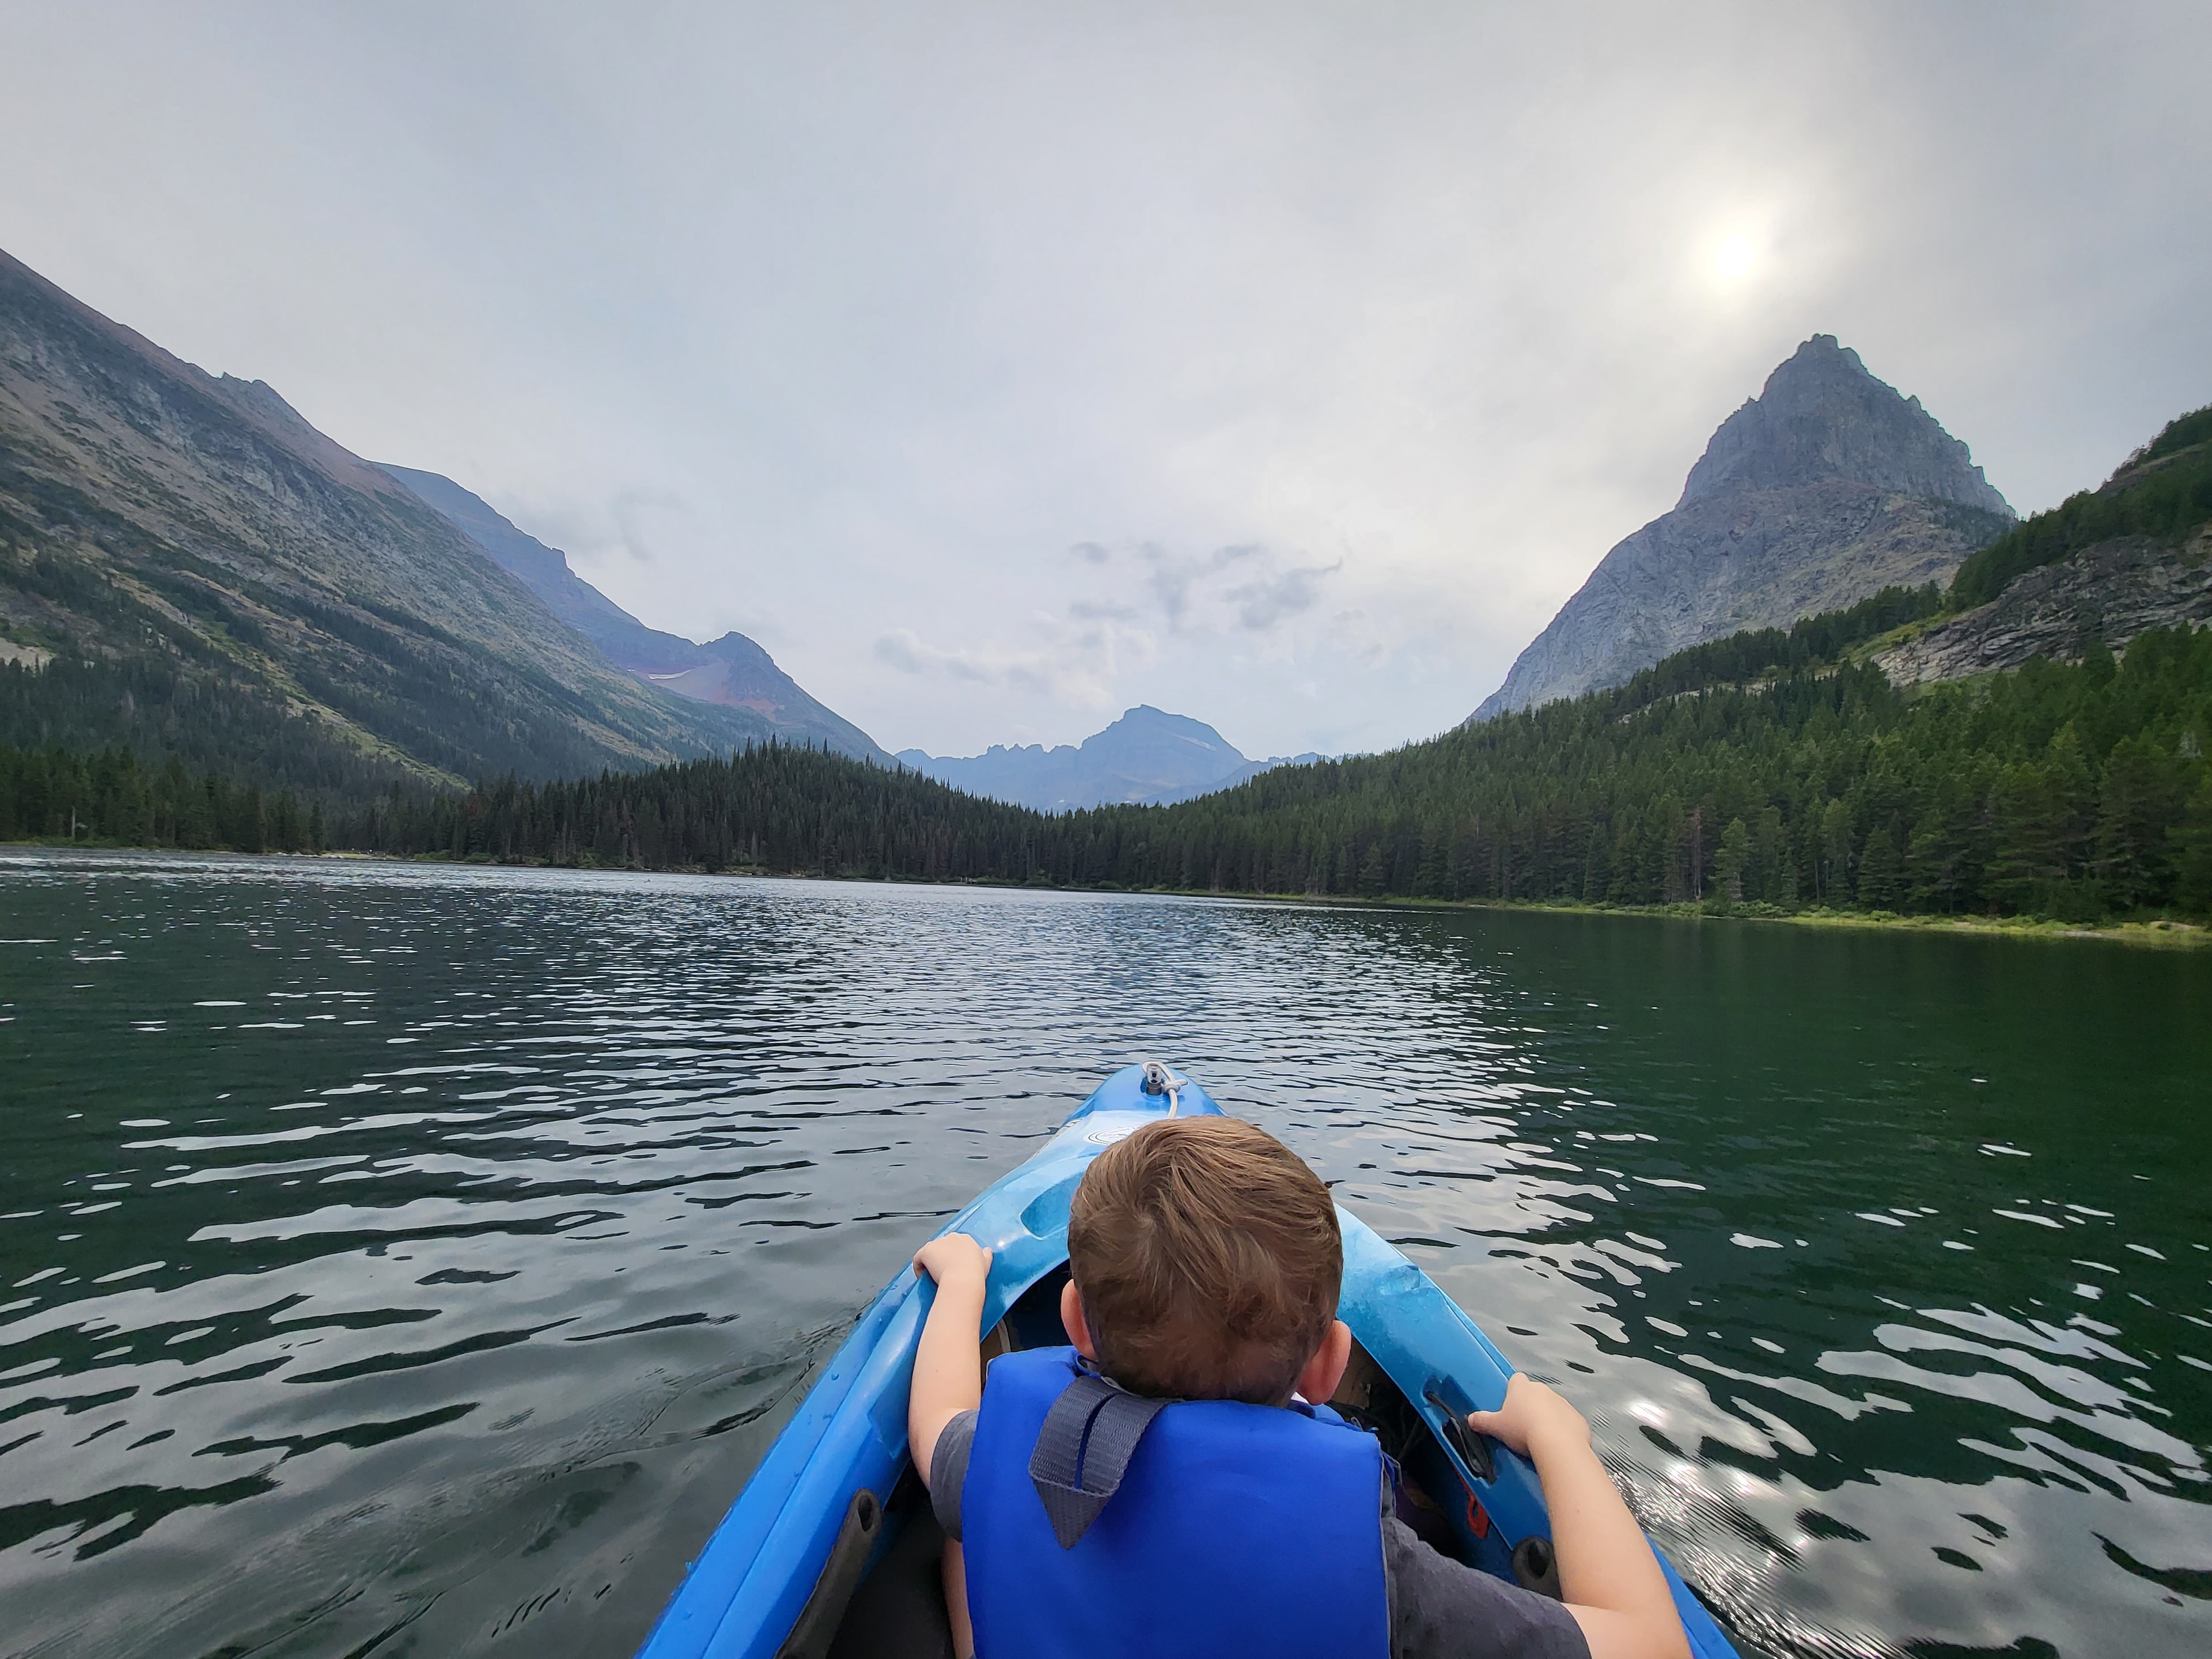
0,852,2206,1658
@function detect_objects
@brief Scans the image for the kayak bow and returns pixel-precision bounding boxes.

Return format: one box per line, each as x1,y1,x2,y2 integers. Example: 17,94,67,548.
637,1063,1739,1659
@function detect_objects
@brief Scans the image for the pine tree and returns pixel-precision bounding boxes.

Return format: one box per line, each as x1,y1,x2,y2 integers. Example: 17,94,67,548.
1818,798,1853,904
1357,843,1387,896
1857,815,1908,911
1714,817,1751,906
1581,820,1612,903
2093,735,2188,911
2172,776,2212,914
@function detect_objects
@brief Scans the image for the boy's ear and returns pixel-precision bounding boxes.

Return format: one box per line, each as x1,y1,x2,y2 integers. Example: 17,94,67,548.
1060,1279,1098,1360
1296,1319,1354,1406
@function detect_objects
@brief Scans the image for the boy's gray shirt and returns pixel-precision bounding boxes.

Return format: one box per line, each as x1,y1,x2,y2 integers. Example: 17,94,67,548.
931,1410,1592,1659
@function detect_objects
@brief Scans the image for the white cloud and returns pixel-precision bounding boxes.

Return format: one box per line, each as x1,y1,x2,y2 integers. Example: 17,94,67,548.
0,3,2205,756
1228,561,1339,632
1112,542,1338,637
872,616,1143,718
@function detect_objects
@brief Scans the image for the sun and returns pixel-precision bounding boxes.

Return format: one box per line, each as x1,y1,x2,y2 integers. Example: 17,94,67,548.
1713,234,1758,283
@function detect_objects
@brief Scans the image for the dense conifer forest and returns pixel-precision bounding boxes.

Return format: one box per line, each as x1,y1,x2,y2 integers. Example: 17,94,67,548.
370,619,2212,921
10,612,2209,925
0,743,324,854
7,407,2209,927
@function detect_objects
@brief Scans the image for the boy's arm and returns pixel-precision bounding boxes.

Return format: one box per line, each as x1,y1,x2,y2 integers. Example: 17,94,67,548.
1467,1375,1692,1659
907,1233,993,1490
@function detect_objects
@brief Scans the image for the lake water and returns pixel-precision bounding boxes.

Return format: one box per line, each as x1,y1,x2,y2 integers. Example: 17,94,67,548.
2,853,2207,1659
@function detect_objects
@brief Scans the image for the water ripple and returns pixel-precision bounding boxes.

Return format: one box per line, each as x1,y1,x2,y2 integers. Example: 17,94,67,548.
2,853,2209,1657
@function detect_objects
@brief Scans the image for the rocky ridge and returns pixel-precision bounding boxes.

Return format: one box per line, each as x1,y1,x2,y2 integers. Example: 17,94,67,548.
1472,336,2014,719
1875,531,2212,687
0,244,846,788
378,465,887,762
1878,404,2212,687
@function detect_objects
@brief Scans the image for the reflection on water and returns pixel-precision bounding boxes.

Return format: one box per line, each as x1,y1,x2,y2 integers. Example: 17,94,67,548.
1,853,2207,1658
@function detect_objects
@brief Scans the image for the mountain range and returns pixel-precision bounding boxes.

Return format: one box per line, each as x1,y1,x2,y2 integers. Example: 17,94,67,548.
374,465,888,762
896,704,1321,812
8,240,2172,819
8,235,2210,937
0,244,881,792
1472,335,2017,719
313,401,2212,930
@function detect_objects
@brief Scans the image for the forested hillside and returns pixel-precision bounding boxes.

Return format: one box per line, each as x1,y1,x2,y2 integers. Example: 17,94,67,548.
9,403,2209,929
14,612,2207,923
1949,405,2212,608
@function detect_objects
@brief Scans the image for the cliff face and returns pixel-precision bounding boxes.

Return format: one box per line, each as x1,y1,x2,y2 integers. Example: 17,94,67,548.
1472,336,2014,719
1877,404,2212,687
378,465,888,762
1875,532,2212,687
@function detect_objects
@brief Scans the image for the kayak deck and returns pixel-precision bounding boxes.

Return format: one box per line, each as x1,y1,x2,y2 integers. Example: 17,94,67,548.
637,1065,1740,1659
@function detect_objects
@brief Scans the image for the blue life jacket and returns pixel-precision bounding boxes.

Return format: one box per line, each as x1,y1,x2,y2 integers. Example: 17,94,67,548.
960,1345,1391,1659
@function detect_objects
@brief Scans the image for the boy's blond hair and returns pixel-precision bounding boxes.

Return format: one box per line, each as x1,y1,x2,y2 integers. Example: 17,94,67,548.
1067,1116,1342,1404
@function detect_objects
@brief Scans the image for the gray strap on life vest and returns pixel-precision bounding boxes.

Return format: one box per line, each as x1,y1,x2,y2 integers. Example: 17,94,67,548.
1027,1373,1171,1549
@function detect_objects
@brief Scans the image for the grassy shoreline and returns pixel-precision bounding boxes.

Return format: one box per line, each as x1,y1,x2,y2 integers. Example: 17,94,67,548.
1113,881,2210,948
1340,892,2212,948
10,836,2209,948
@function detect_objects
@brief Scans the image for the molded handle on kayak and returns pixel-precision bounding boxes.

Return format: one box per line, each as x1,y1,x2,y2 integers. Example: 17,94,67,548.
773,1488,881,1659
1423,1378,1497,1484
1512,1535,1563,1600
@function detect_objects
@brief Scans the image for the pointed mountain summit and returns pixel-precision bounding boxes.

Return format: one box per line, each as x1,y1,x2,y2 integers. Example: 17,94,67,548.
1471,336,2015,719
899,704,1319,812
1679,336,2011,510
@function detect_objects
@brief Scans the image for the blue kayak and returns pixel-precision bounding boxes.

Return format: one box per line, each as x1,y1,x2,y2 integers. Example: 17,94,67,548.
637,1063,1741,1659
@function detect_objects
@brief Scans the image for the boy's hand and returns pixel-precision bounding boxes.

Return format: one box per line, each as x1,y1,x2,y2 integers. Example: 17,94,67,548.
909,1232,994,1502
912,1232,992,1290
1469,1374,1690,1659
1465,1372,1590,1463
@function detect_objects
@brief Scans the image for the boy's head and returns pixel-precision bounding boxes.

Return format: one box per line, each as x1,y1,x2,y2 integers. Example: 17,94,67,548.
1066,1116,1343,1405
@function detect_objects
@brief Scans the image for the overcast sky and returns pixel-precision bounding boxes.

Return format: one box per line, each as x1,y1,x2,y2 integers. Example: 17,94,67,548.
3,3,2207,759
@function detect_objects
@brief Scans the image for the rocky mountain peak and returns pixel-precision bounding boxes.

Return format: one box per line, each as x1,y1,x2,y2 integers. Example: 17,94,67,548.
1469,336,2017,721
1679,334,2010,515
897,704,1278,810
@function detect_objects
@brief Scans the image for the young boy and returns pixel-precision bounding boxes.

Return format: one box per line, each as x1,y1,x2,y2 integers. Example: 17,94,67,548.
908,1115,1692,1659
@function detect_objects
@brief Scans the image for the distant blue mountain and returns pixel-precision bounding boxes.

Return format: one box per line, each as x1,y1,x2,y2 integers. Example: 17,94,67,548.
379,464,890,763
899,704,1321,812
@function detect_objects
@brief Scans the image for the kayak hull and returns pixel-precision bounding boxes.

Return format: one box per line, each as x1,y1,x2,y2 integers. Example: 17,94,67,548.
636,1065,1738,1659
